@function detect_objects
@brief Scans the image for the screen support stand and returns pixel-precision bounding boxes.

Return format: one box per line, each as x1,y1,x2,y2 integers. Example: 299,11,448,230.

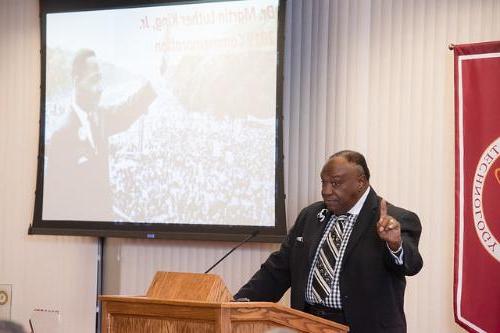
96,237,105,333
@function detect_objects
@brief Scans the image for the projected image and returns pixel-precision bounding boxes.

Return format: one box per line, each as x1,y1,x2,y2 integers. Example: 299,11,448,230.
42,0,278,226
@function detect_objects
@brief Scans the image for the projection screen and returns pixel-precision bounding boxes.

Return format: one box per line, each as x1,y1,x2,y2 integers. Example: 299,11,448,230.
30,0,286,242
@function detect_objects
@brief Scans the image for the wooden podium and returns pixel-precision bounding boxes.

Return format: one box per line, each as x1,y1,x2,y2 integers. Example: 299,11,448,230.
100,271,349,333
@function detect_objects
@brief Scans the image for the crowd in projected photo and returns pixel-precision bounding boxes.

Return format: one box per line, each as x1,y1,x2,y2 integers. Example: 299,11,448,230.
109,103,275,226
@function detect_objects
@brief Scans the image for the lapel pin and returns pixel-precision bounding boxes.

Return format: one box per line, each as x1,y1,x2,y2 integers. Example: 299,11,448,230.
317,208,329,223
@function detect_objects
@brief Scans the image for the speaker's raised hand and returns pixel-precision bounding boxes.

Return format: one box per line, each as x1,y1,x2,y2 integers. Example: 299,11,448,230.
377,199,402,251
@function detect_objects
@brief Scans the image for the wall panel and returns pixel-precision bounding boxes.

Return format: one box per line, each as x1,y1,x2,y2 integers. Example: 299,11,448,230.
0,2,98,332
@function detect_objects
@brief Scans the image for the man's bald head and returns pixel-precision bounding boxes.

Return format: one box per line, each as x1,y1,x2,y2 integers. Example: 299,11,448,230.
329,150,370,182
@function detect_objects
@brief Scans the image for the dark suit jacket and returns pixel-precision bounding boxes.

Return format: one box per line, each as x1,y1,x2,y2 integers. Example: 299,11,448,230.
235,188,423,333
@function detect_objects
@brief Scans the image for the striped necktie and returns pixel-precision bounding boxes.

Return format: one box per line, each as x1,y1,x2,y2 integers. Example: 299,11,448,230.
311,214,349,302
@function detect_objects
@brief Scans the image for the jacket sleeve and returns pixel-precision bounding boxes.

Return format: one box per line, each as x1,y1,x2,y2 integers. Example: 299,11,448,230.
234,207,309,302
384,209,423,276
103,81,157,136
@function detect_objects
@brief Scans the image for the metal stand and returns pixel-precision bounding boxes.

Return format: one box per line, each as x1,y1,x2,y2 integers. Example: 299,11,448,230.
96,237,105,333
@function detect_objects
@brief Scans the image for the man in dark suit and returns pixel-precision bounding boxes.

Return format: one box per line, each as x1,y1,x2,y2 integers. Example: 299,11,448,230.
43,49,156,221
235,150,423,333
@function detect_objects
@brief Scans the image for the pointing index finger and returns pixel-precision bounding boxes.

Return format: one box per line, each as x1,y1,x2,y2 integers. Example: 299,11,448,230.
379,198,388,219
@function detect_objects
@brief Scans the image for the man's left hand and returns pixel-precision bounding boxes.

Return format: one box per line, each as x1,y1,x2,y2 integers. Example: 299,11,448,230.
377,199,402,251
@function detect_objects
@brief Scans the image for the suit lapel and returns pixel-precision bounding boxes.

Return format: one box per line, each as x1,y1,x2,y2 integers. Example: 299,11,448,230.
307,207,330,264
293,205,329,310
342,188,379,265
308,223,328,265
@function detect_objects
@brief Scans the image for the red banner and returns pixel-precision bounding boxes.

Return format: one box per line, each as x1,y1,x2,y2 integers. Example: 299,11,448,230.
454,41,500,333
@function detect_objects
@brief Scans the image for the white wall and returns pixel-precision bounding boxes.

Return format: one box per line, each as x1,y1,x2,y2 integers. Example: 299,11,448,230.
1,0,500,332
0,1,98,332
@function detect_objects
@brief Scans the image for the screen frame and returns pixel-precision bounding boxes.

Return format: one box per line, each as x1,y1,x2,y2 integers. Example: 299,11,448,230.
30,0,287,243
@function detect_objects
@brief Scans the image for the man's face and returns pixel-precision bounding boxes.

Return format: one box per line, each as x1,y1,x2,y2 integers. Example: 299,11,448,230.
320,156,366,215
75,56,102,110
